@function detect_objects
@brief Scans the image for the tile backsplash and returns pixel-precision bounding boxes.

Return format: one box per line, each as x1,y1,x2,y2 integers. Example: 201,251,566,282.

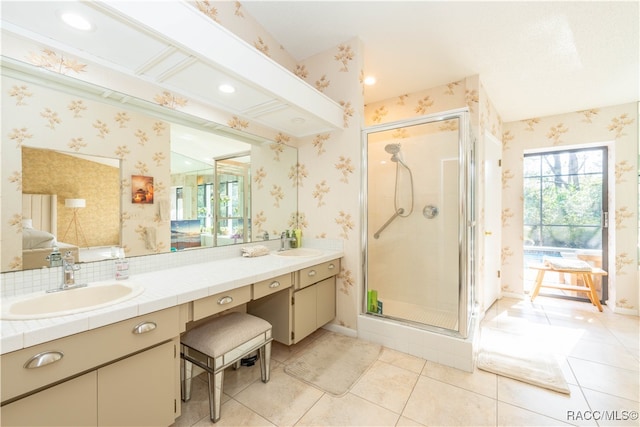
1,238,343,298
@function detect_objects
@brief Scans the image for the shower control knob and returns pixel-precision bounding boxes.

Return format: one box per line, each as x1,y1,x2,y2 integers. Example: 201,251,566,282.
423,205,438,219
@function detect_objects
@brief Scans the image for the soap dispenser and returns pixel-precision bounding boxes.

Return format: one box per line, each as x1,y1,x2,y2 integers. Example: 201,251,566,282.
47,246,63,267
115,248,129,280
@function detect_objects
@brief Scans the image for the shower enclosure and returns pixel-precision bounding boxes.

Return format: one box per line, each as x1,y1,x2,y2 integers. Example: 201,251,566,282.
363,108,475,339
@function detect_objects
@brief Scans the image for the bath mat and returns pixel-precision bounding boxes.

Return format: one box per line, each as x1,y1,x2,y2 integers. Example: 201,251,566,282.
284,332,381,396
476,328,570,394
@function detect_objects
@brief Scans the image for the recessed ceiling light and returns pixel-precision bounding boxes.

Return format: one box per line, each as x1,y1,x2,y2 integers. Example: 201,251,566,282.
60,12,93,31
218,84,235,94
364,76,377,86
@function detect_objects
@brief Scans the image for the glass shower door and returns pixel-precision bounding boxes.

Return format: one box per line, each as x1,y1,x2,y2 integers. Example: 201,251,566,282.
364,111,473,336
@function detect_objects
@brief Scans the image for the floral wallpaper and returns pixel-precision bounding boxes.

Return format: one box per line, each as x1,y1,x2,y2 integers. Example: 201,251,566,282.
2,76,171,271
502,104,638,313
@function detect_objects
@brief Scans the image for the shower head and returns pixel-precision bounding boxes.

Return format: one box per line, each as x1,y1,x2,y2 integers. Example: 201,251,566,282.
384,143,405,164
384,144,402,163
384,144,401,155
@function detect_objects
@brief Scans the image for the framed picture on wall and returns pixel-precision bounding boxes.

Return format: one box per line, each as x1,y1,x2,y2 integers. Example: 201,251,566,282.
131,175,154,204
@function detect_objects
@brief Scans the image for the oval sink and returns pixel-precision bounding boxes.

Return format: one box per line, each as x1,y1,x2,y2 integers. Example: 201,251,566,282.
274,248,323,257
1,283,144,320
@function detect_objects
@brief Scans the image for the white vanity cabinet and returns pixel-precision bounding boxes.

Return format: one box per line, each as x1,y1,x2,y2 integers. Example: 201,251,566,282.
0,306,181,426
248,259,340,345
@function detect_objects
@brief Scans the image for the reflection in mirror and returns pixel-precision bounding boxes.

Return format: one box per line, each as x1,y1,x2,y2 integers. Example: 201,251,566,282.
215,156,250,246
2,63,298,273
169,124,253,250
21,147,121,268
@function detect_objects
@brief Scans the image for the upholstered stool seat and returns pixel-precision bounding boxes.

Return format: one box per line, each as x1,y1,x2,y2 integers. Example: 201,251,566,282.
180,312,272,422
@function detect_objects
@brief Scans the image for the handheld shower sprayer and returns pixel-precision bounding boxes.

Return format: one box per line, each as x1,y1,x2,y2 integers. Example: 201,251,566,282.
384,143,408,167
383,143,414,217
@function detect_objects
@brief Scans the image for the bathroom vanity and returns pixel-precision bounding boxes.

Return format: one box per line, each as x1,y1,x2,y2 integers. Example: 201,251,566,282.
0,250,342,426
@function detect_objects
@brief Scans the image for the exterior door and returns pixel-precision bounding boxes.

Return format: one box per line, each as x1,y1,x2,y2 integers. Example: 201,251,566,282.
523,146,608,303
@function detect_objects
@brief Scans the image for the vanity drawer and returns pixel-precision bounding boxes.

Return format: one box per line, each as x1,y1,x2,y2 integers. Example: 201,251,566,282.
192,285,251,321
297,259,340,289
253,274,292,299
1,306,180,403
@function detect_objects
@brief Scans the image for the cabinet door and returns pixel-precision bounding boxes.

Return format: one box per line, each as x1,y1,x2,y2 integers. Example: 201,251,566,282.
98,340,177,426
316,277,336,327
293,285,317,343
247,288,293,345
1,372,97,426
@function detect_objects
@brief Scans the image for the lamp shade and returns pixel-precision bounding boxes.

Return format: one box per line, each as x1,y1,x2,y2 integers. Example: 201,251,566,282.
65,198,86,208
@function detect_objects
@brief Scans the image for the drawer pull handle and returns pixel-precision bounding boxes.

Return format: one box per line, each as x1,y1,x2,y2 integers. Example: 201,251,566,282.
328,263,335,270
24,351,64,369
218,296,233,305
308,270,317,277
269,281,281,289
132,321,157,334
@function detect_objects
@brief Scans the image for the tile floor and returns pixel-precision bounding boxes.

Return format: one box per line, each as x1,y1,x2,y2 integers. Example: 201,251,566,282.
171,296,639,426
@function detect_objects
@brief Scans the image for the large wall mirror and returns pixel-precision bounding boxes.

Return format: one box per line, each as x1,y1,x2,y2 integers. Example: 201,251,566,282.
1,62,298,272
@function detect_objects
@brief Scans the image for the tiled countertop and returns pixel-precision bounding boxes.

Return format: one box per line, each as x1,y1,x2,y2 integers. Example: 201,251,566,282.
1,249,343,355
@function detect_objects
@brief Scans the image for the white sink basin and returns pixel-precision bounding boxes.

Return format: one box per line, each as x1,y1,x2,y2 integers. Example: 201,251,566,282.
274,248,323,257
1,283,144,320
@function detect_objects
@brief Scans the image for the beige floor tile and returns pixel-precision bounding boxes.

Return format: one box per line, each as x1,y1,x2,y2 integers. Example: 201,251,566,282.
395,416,426,426
192,399,275,426
422,360,497,398
172,373,233,427
350,360,419,414
581,388,640,426
547,316,628,348
296,392,399,426
497,401,574,426
234,365,323,427
558,357,578,385
402,376,496,426
221,360,265,397
568,357,639,402
497,377,596,425
378,347,426,374
172,375,211,427
568,339,639,371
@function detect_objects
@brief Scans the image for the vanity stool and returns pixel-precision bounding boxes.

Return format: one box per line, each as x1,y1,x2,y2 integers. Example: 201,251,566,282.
180,311,273,422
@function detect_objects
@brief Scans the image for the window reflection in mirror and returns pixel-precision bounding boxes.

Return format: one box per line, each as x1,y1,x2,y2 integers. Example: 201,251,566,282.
216,156,250,246
169,124,253,250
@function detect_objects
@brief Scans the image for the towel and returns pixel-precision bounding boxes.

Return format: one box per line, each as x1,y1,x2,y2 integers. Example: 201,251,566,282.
158,199,170,221
144,227,157,251
543,256,592,272
242,245,270,257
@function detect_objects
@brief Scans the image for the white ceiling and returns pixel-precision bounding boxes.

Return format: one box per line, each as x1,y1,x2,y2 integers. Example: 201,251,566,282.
243,1,639,122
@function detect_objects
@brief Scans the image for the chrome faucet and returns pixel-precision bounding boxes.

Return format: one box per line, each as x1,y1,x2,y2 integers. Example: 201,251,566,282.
48,252,87,293
279,232,296,251
261,231,269,241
